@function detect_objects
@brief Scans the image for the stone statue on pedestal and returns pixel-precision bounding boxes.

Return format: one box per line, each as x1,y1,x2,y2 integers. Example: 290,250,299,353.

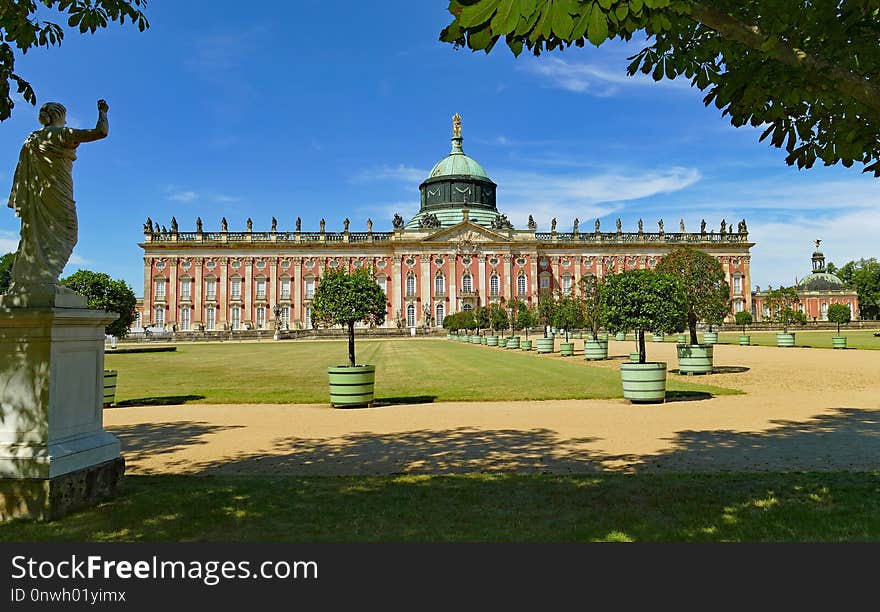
271,216,277,232
320,218,326,232
247,218,253,232
392,213,404,229
367,218,373,233
221,217,228,232
344,218,350,232
573,218,579,234
296,217,302,232
3,99,109,306
170,216,178,233
527,215,537,230
680,218,685,232
616,218,622,233
196,217,203,233
638,218,643,233
551,218,557,232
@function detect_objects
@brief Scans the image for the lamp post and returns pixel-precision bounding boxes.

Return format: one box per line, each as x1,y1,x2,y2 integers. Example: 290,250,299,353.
273,303,282,340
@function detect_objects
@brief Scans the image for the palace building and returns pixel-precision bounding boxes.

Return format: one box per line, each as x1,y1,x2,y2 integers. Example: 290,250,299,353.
752,242,859,322
139,116,754,332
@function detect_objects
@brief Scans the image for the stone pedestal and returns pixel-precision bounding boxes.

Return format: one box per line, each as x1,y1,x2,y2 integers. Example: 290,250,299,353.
0,306,124,521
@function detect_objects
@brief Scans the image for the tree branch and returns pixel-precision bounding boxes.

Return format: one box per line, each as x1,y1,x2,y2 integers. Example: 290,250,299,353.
688,3,880,116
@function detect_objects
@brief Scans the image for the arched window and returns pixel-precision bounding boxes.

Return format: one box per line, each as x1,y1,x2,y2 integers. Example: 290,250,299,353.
305,305,312,328
490,274,500,297
436,303,445,326
205,306,216,330
517,273,527,296
462,303,473,311
256,279,267,300
562,275,572,295
376,275,387,295
305,277,315,298
205,277,217,300
435,273,445,295
462,273,472,292
256,306,266,329
280,278,291,299
180,306,191,331
154,278,166,300
154,305,165,327
406,304,416,327
406,274,416,297
281,306,290,328
231,306,241,330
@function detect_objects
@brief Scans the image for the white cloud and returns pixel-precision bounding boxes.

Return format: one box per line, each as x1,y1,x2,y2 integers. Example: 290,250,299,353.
165,188,240,204
68,253,88,266
0,230,18,254
497,167,702,230
520,56,690,97
169,190,199,203
351,165,427,184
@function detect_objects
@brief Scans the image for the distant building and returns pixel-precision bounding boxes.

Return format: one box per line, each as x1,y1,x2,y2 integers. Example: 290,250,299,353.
138,116,754,332
752,242,858,321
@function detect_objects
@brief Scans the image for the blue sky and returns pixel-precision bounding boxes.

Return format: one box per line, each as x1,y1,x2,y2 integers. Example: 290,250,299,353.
1,1,877,295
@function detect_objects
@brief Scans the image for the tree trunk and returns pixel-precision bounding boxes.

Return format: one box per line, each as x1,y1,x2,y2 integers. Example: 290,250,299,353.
689,310,698,345
348,320,355,367
638,329,646,364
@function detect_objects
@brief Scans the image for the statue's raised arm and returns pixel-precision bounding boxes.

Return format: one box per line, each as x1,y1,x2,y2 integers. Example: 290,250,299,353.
3,99,110,307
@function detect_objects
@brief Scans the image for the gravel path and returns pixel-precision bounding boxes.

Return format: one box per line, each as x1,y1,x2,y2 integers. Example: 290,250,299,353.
104,340,880,474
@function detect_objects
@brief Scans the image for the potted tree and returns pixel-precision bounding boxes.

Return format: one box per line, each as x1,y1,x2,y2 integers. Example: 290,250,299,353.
489,303,509,347
579,275,608,361
518,302,535,351
765,286,801,346
311,268,387,408
553,292,582,356
735,311,753,345
827,303,851,349
536,291,557,354
505,299,522,349
656,247,730,374
602,270,688,403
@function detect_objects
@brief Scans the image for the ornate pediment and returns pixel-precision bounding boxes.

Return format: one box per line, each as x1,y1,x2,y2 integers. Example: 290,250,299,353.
420,221,512,245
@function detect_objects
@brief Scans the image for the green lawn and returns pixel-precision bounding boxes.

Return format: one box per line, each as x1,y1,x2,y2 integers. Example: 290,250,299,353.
716,329,880,350
106,338,738,405
2,473,879,541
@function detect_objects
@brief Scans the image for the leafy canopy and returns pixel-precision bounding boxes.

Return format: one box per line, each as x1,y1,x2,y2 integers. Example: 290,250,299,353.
734,310,753,332
656,247,730,340
827,302,851,334
62,269,137,338
441,1,880,176
0,1,149,121
577,274,603,336
763,285,800,332
0,252,14,293
836,258,880,319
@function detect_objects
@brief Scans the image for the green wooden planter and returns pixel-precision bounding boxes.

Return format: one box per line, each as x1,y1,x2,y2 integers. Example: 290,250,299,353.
598,332,609,342
739,335,750,346
506,336,520,349
776,332,795,347
615,331,626,341
676,344,714,375
471,335,482,344
103,369,118,408
584,339,608,361
446,334,453,340
620,362,667,403
486,335,499,346
702,331,719,345
629,352,641,363
652,332,664,342
676,334,686,344
520,339,532,351
498,337,508,348
328,365,375,408
481,336,488,345
560,342,575,356
536,337,555,354
832,336,847,349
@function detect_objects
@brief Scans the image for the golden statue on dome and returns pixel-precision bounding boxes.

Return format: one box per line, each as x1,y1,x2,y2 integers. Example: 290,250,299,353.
453,113,462,137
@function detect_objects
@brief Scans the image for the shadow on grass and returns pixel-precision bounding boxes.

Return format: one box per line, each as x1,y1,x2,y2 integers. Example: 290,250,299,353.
710,366,750,375
115,395,206,407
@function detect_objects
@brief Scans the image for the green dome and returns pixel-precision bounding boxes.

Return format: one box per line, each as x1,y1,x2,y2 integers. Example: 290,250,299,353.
428,148,490,180
798,272,846,291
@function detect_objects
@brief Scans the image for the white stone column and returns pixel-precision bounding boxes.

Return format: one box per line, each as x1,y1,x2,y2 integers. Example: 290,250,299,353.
167,257,178,327
420,254,430,324
392,254,402,323
294,257,303,325
142,258,152,325
194,259,203,326
504,253,512,300
478,255,487,304
218,259,228,326
449,255,457,313
244,258,253,326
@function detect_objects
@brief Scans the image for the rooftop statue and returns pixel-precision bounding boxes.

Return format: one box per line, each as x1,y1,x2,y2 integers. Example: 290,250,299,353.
221,217,228,231
296,217,302,232
527,215,537,230
573,217,579,233
247,217,253,231
658,218,664,232
594,218,600,233
701,218,706,234
196,217,203,233
551,217,557,232
319,218,326,232
680,218,685,232
453,113,462,138
720,219,727,234
144,217,153,234
367,218,373,232
271,216,277,232
170,216,178,233
4,99,109,304
616,218,622,232
392,213,405,229
638,218,643,232
344,217,350,232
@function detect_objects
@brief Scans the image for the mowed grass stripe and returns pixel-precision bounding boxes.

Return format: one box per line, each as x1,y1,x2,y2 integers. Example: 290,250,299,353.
106,339,737,405
717,329,880,350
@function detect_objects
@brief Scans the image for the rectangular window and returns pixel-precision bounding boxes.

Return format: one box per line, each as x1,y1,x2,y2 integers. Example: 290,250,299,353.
733,276,743,294
155,280,166,300
518,275,527,296
406,304,416,327
281,279,291,299
206,307,215,330
406,275,416,297
231,278,242,300
206,279,217,300
281,306,290,327
462,275,472,292
435,275,445,295
305,306,312,328
154,306,165,327
231,307,241,330
540,276,550,290
377,276,387,295
180,307,191,331
562,277,572,294
490,275,500,297
256,307,266,329
305,278,315,298
180,279,191,300
256,280,267,300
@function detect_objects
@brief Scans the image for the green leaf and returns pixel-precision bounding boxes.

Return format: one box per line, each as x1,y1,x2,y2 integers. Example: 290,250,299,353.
570,3,593,40
468,25,495,50
551,1,575,38
491,0,521,35
597,0,613,9
459,0,501,28
587,4,609,46
630,0,644,12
